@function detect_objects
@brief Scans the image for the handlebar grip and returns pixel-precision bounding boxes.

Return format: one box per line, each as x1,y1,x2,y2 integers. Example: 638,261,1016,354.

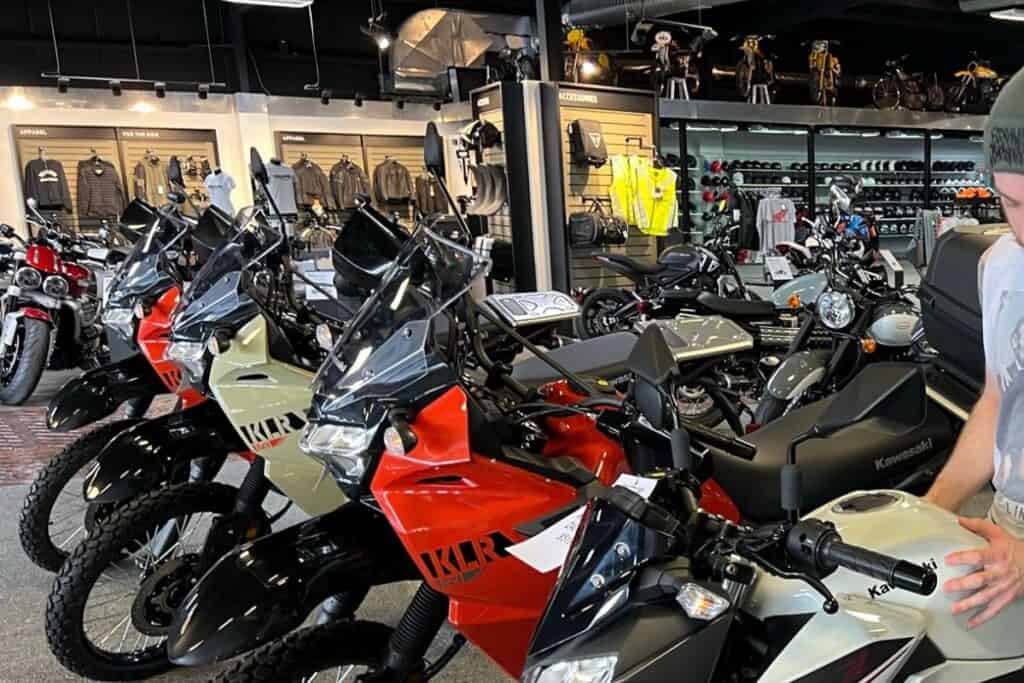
823,539,937,596
685,421,757,461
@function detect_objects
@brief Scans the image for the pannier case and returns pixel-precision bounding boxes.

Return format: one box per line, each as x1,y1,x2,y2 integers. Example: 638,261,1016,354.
920,229,1001,389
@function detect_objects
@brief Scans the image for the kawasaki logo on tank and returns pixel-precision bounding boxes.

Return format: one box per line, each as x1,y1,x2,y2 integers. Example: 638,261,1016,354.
239,411,307,452
874,439,932,471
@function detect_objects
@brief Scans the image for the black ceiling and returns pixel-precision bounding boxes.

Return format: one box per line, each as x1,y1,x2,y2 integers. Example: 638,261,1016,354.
0,0,1019,103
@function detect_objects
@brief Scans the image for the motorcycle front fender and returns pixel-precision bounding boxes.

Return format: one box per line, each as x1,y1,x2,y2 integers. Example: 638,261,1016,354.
765,349,832,401
167,502,419,666
46,353,166,431
83,401,245,505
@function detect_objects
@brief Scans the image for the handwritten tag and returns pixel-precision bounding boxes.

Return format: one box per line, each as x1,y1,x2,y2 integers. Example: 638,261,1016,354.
508,508,586,574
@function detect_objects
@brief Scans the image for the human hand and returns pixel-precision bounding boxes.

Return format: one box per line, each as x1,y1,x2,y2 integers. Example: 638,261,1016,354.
943,517,1024,628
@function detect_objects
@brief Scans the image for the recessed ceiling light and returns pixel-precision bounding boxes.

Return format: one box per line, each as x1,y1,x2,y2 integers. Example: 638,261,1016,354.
991,8,1024,21
6,93,34,111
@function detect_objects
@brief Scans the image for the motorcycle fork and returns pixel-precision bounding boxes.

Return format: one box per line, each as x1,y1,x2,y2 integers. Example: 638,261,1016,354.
196,457,272,574
364,583,454,682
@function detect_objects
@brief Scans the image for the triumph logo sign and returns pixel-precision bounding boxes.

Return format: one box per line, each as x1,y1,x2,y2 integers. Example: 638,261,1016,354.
874,439,932,471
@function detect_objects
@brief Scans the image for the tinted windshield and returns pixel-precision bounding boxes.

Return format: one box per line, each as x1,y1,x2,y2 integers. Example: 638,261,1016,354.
312,228,488,412
104,214,180,307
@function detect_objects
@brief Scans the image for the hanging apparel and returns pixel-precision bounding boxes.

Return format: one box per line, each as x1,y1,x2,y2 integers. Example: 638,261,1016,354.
134,157,169,206
266,161,299,215
292,161,336,209
330,160,371,209
373,158,414,203
204,171,236,215
608,155,679,235
415,175,447,215
185,155,213,179
77,158,125,218
755,197,796,253
24,158,72,211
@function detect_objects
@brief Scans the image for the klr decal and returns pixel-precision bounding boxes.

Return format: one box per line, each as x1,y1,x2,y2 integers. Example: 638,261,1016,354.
420,531,514,586
868,558,938,599
239,411,307,451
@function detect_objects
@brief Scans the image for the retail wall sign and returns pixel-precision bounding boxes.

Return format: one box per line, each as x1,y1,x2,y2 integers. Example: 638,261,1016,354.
556,85,655,115
275,132,363,148
13,125,116,140
119,128,218,143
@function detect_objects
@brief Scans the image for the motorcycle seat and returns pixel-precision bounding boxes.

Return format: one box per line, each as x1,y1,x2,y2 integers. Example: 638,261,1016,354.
708,394,953,523
511,332,636,388
696,291,775,320
599,254,665,276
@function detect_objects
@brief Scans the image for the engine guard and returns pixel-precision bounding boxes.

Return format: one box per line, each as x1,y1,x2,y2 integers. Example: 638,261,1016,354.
765,349,833,400
83,401,246,505
166,502,419,666
46,353,167,431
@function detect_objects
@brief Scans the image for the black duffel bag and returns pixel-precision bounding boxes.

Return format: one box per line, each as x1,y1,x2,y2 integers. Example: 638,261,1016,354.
568,201,628,247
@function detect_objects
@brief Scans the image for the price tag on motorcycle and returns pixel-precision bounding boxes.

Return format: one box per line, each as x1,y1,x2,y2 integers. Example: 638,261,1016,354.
508,474,658,573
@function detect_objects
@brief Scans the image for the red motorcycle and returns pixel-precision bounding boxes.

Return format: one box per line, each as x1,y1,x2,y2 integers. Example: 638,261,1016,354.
0,201,104,404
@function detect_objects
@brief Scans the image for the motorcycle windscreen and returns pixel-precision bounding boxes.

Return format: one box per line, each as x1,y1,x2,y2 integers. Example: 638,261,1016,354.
170,269,259,343
312,227,489,417
527,497,677,657
331,205,410,292
104,214,184,308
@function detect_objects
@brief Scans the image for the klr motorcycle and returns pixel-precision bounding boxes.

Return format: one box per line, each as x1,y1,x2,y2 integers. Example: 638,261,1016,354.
0,201,105,404
525,360,1024,683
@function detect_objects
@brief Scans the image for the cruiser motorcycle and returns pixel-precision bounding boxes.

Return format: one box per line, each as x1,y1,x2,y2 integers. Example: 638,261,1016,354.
525,359,1024,683
0,200,106,404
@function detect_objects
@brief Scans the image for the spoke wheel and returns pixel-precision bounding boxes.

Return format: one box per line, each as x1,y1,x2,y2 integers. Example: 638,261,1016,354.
46,482,237,681
872,77,901,110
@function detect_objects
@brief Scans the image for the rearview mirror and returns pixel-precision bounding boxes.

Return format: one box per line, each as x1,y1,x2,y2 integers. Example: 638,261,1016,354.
627,324,679,430
813,362,926,437
250,147,269,186
167,156,184,188
424,122,445,174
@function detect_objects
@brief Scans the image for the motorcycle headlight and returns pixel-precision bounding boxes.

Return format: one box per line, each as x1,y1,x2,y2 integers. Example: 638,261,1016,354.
523,656,617,683
300,423,374,482
102,307,135,340
42,275,69,298
817,291,854,330
14,266,41,290
166,340,207,382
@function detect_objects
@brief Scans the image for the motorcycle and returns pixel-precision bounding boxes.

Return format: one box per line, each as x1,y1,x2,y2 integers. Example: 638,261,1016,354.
18,188,228,572
872,55,932,111
734,34,775,103
42,149,391,680
524,360,1023,683
206,324,957,682
946,52,1003,113
807,38,841,106
0,201,106,405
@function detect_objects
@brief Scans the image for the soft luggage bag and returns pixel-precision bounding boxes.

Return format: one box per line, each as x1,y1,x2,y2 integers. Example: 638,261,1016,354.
568,120,608,168
919,230,999,388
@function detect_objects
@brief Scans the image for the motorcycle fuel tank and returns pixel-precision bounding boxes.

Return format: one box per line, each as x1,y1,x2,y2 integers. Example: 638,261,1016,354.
869,302,918,347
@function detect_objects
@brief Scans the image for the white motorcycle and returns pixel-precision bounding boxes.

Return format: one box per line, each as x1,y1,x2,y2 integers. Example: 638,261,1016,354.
524,345,1022,682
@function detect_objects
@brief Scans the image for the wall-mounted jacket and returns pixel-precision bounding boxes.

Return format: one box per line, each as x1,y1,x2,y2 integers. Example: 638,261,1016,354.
373,158,414,202
330,160,371,209
292,160,337,209
77,158,125,218
24,158,72,211
415,175,447,215
133,157,169,206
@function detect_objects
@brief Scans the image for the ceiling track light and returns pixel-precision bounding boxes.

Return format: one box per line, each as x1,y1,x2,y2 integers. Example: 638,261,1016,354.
220,0,314,6
198,83,210,100
354,93,364,107
320,88,332,105
154,81,167,98
57,76,70,93
110,80,123,96
395,100,405,110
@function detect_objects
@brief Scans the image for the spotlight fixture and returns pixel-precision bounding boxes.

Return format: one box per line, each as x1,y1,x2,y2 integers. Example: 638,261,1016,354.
110,80,123,96
57,77,70,94
154,81,167,98
361,3,393,52
580,59,599,77
375,33,392,50
433,101,442,111
354,93,364,107
198,83,210,100
320,88,332,105
395,100,405,110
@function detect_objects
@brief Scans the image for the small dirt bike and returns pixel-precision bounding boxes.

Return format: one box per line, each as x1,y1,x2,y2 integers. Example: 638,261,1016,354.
807,39,841,105
734,34,775,102
946,52,1003,113
872,54,930,110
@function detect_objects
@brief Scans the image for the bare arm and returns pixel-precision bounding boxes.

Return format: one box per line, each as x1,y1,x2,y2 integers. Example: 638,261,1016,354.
925,372,1001,512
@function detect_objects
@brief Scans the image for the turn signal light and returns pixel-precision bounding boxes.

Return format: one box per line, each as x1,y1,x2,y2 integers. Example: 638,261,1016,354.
861,337,878,354
787,293,801,310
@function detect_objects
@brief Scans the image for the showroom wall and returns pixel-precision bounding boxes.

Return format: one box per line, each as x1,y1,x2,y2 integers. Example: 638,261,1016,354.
0,86,458,236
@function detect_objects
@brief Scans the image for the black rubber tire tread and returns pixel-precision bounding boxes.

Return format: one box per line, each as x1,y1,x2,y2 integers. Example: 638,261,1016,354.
0,316,50,405
213,619,394,683
20,418,143,572
754,395,789,427
46,481,237,681
576,288,633,340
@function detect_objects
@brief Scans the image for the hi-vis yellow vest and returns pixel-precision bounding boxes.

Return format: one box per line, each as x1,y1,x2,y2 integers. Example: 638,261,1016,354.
608,155,678,237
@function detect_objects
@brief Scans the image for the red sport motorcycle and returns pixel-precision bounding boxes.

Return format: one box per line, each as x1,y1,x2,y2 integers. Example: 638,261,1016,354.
0,199,109,404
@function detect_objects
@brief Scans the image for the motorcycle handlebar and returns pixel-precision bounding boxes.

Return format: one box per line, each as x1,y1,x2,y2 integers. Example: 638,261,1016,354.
821,537,937,596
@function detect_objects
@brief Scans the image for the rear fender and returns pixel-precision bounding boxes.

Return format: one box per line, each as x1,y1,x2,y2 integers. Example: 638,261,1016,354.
83,401,246,505
167,502,418,666
46,353,166,431
592,256,643,283
765,349,832,400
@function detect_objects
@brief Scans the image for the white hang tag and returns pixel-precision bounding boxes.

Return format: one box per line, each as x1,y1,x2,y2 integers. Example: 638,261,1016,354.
612,473,659,500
